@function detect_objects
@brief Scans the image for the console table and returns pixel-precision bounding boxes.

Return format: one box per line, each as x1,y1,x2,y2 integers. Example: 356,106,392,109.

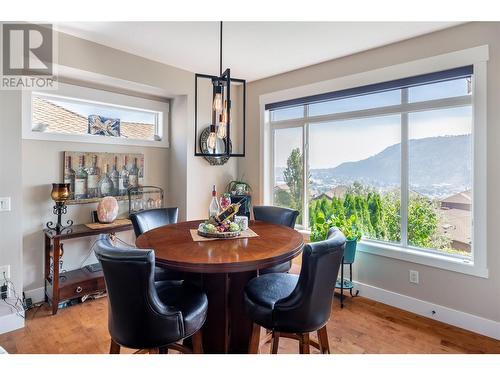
44,221,133,315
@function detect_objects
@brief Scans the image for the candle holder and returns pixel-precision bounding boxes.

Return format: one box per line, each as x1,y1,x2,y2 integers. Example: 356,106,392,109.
46,183,74,234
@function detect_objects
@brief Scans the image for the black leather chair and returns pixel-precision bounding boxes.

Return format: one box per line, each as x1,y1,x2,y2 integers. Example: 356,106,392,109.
244,227,345,354
253,206,300,274
130,207,182,282
94,234,207,354
130,207,179,236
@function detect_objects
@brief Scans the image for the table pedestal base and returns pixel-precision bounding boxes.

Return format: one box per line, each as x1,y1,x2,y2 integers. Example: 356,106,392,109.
197,271,257,353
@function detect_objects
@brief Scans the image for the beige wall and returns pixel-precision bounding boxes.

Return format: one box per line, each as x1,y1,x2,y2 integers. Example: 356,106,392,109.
0,91,23,318
240,22,500,321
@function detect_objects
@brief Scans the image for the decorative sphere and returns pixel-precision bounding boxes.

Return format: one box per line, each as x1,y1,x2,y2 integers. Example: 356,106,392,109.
97,196,119,223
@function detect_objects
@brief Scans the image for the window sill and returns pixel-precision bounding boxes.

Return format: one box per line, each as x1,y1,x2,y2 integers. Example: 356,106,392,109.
297,229,488,279
358,240,488,279
22,130,169,148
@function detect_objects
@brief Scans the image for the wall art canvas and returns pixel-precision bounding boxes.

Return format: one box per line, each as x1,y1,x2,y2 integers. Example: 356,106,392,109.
88,115,121,137
63,151,144,204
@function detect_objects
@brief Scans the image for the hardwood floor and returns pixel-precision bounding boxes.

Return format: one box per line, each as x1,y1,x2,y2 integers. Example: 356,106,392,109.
1,291,499,354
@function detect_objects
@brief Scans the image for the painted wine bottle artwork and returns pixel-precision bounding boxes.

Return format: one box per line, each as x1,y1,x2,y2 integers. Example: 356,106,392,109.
63,151,145,204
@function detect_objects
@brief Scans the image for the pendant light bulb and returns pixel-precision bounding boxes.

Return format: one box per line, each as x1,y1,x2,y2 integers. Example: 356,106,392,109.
208,127,217,151
217,113,226,139
213,92,223,112
213,84,223,112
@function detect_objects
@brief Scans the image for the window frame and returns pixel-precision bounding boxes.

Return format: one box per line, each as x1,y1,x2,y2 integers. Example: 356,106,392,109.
261,46,488,278
22,82,170,148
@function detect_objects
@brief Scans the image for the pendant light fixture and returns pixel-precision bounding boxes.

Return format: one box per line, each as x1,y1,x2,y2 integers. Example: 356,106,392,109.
195,21,246,158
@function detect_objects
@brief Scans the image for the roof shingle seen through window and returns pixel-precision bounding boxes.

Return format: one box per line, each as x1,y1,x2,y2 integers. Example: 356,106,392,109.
32,96,157,141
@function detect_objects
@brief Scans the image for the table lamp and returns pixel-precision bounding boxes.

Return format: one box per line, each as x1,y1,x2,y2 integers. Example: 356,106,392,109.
46,183,74,233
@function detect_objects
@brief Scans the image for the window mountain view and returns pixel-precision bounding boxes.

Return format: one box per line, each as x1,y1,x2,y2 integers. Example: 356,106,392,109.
308,134,471,198
274,134,472,256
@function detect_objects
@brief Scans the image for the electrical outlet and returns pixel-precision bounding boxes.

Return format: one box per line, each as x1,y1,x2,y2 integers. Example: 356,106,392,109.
1,284,7,300
0,197,11,212
409,270,419,284
0,265,11,298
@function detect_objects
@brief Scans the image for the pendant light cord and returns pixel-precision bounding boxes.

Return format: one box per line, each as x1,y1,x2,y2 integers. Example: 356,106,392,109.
219,21,223,76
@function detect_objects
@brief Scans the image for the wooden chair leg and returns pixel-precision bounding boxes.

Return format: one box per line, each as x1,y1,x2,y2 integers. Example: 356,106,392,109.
149,348,159,354
191,330,204,354
159,346,169,354
299,333,310,354
270,331,280,354
109,339,120,354
249,323,261,354
317,326,330,354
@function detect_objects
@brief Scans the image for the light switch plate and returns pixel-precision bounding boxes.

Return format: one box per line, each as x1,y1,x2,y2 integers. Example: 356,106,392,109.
0,197,11,212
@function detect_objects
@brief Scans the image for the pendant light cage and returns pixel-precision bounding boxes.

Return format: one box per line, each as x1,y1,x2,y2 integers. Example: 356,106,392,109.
194,21,246,158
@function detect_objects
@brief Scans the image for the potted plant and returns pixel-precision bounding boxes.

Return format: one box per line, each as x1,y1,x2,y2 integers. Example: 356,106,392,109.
311,213,362,263
226,179,252,196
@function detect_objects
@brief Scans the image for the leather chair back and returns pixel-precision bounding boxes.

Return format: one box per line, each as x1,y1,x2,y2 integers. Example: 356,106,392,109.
275,227,345,332
130,207,179,237
94,235,183,349
253,206,299,228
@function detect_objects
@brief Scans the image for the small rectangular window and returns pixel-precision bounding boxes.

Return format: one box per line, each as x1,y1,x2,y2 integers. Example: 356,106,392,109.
309,89,401,117
270,106,304,122
409,78,472,103
32,94,162,142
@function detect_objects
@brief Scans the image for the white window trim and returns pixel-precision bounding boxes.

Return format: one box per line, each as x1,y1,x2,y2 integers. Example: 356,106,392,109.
260,45,488,278
22,82,170,148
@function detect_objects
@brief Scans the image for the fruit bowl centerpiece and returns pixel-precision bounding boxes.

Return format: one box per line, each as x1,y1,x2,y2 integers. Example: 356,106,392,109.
198,197,245,238
198,220,241,239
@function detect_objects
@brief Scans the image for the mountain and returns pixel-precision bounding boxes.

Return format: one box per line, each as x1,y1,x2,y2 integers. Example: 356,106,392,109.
311,135,471,197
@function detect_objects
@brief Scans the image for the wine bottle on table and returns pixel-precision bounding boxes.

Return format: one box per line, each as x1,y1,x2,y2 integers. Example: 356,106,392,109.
64,156,76,199
208,185,220,218
75,155,88,199
208,200,243,225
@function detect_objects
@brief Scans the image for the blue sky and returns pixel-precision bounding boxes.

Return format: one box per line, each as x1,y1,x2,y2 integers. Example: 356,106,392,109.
273,78,471,169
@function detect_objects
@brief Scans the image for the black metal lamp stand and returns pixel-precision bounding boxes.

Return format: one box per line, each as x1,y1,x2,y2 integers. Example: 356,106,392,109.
46,201,74,234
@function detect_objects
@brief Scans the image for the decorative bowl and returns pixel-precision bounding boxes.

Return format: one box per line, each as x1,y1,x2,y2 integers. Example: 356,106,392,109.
197,229,241,239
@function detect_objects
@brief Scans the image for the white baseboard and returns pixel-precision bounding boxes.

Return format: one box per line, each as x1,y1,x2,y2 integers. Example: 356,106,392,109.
0,311,24,335
355,281,500,340
24,287,45,304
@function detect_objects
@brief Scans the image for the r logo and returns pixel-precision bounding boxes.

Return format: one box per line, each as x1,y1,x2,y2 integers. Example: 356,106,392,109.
2,23,53,76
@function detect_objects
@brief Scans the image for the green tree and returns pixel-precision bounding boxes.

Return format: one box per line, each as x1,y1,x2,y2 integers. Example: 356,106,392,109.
367,192,384,238
381,191,401,242
273,187,292,208
283,148,303,207
408,194,440,248
308,183,454,253
275,148,305,222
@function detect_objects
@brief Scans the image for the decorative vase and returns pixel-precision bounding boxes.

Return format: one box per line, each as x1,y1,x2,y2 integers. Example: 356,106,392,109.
97,196,119,223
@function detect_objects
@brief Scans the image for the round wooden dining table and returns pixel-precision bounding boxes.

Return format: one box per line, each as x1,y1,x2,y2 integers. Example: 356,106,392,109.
136,219,304,354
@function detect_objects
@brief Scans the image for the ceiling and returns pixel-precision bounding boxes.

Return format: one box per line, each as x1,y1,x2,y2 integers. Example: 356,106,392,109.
57,22,462,82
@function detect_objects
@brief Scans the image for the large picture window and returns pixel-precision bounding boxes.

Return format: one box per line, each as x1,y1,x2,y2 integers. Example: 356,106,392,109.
269,67,473,260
